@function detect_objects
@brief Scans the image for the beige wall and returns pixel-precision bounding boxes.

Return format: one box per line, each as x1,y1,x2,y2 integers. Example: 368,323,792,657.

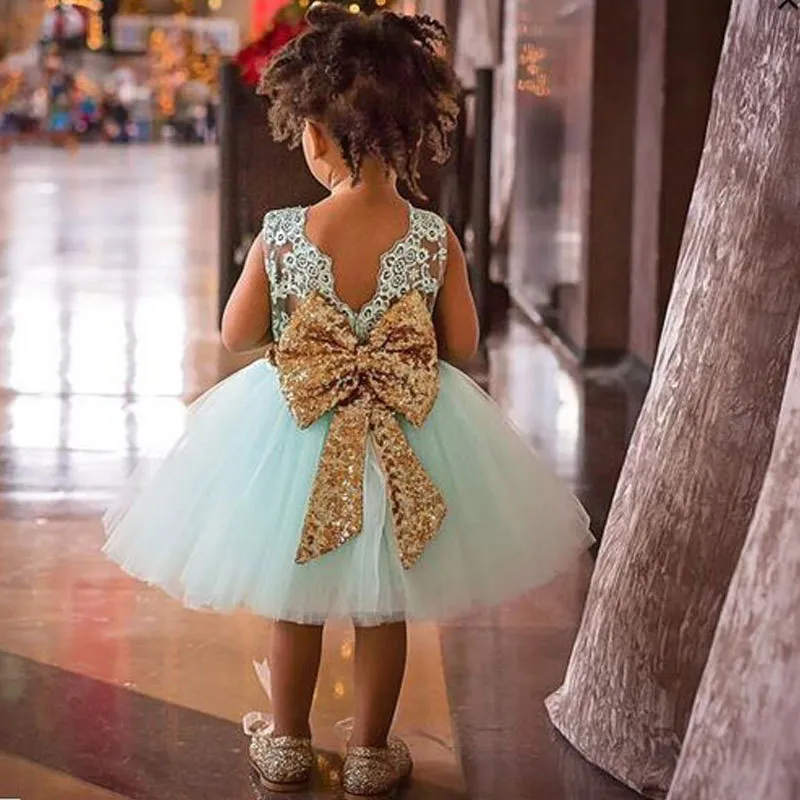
203,0,251,39
415,0,446,18
1,0,46,54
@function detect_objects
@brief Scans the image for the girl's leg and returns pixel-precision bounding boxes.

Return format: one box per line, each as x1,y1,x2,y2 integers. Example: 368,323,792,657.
270,620,324,738
351,622,408,747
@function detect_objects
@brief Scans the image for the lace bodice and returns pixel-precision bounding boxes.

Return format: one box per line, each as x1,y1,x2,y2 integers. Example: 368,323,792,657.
263,204,448,341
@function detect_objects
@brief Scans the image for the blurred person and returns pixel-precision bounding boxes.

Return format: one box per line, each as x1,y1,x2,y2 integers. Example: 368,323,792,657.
131,82,154,143
0,109,10,152
204,96,217,144
45,58,76,148
101,90,130,143
0,70,17,151
126,65,155,142
6,84,39,143
74,90,101,140
31,86,49,139
101,5,595,798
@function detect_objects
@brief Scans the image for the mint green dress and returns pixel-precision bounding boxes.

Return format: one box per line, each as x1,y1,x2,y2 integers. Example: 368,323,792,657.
103,205,594,625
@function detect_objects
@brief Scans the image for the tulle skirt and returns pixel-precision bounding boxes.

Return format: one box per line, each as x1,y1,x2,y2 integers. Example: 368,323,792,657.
103,360,594,625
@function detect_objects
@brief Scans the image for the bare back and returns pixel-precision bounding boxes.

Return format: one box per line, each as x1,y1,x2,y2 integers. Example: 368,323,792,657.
264,197,447,342
304,195,414,315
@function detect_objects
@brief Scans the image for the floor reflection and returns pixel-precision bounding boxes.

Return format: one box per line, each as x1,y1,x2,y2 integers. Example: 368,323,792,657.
0,146,228,520
489,311,646,535
449,316,643,798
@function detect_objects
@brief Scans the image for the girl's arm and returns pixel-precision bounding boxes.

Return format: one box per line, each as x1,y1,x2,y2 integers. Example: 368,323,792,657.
434,226,480,365
221,235,272,353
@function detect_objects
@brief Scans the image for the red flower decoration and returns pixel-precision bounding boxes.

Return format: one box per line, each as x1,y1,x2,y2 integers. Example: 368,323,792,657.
234,20,307,87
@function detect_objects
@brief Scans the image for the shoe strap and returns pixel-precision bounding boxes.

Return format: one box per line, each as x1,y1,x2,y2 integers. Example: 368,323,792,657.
271,735,312,749
243,711,310,748
347,745,391,761
243,710,273,736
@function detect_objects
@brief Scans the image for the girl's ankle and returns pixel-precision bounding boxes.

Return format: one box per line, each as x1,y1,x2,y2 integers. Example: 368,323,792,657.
348,732,388,750
273,723,312,739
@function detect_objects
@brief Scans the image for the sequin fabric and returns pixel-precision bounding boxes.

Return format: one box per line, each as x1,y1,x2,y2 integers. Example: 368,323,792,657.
248,731,314,788
270,290,446,570
343,737,413,796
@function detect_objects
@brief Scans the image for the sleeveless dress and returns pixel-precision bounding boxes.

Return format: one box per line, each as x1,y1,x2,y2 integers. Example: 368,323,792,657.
103,204,594,625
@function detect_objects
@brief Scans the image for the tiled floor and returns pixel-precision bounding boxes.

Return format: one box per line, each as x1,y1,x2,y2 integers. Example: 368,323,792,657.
0,144,643,800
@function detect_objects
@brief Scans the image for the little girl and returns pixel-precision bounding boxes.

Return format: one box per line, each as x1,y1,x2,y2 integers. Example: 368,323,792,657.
103,4,593,797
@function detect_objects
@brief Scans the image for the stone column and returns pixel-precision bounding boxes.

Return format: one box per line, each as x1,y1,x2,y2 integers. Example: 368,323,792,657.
556,0,639,364
628,0,731,368
545,0,800,795
490,0,517,250
453,0,501,83
668,317,800,799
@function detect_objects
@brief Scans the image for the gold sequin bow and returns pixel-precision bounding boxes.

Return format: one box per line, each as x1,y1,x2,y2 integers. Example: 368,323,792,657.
266,290,447,570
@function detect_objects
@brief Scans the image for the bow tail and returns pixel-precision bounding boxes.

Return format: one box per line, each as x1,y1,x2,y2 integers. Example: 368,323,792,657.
295,401,371,565
370,407,448,570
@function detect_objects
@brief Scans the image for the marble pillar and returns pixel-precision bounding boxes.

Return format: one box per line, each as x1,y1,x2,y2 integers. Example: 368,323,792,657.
669,316,800,800
628,0,731,368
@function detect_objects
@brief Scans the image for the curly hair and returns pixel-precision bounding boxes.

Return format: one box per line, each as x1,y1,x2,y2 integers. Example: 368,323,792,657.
257,2,461,197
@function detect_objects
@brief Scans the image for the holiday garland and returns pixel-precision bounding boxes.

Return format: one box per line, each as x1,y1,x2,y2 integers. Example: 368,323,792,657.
235,0,396,87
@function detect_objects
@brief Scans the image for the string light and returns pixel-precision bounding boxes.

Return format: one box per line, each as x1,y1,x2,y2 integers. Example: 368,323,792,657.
517,43,551,97
147,23,221,119
0,72,23,109
46,0,100,7
348,3,361,12
87,11,103,49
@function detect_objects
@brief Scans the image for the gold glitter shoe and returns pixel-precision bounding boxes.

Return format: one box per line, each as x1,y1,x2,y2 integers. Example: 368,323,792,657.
343,737,413,799
248,728,314,794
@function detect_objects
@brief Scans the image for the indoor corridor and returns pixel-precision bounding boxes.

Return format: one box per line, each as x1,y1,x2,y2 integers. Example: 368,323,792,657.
0,145,641,800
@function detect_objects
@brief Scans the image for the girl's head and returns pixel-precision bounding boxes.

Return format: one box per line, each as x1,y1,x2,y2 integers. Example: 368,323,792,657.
258,2,460,196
